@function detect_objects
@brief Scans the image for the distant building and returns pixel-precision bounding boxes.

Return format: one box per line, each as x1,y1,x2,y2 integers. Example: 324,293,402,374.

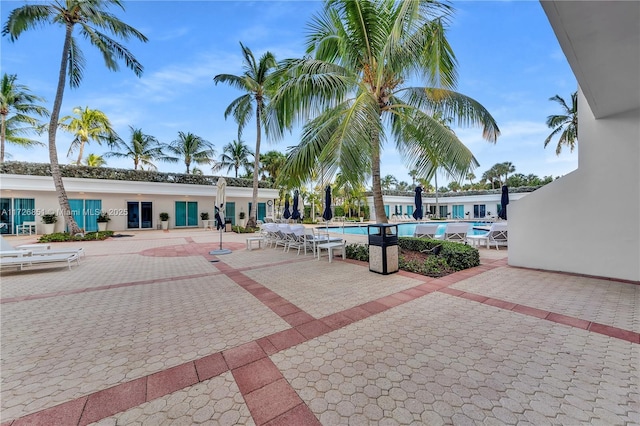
0,162,278,234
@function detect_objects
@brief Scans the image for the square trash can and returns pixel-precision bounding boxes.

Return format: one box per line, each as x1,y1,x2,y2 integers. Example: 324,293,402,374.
368,223,398,275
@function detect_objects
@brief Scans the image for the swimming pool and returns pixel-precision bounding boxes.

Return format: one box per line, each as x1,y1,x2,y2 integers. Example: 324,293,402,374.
327,222,491,237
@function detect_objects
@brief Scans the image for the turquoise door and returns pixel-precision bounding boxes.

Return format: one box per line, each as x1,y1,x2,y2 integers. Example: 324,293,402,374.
248,202,267,221
407,205,414,216
384,205,389,217
13,198,35,233
452,205,464,219
226,202,236,225
175,201,198,227
69,199,85,230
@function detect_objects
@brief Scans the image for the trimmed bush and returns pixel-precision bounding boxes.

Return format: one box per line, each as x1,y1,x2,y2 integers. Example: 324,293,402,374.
38,231,114,242
398,237,480,271
345,237,479,277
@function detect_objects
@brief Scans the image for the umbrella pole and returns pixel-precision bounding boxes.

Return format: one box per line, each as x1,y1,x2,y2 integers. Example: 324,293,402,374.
210,213,231,256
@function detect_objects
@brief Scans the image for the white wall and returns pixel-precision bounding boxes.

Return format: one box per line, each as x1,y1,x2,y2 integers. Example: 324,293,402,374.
509,90,640,281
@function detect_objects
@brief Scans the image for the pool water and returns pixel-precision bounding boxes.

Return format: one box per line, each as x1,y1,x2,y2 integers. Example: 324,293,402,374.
327,222,490,237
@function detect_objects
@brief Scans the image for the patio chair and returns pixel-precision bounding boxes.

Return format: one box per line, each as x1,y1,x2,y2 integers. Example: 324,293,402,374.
413,223,441,239
1,251,80,271
466,222,508,250
16,221,37,235
0,235,85,258
443,222,469,243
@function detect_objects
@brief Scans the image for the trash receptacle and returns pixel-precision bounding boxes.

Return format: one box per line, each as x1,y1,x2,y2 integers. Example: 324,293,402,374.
368,224,398,275
225,218,232,232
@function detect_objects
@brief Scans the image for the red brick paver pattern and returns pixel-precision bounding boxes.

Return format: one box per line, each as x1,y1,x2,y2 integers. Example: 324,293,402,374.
1,229,638,425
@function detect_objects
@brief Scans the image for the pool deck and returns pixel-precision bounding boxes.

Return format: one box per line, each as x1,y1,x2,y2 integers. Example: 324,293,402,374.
0,228,638,425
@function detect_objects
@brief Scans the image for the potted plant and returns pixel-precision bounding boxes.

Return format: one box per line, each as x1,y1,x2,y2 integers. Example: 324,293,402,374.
200,212,210,229
239,211,246,227
41,213,57,234
159,212,169,230
96,211,110,231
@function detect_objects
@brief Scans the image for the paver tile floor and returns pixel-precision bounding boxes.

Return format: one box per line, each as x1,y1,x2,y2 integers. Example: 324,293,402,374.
1,229,637,425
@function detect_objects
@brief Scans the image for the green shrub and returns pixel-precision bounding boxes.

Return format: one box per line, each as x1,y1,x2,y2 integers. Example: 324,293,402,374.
38,231,114,242
232,225,259,233
345,243,369,261
302,217,316,224
345,238,479,277
398,237,479,271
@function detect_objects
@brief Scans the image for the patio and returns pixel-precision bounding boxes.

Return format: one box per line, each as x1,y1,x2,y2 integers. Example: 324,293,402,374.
0,228,637,425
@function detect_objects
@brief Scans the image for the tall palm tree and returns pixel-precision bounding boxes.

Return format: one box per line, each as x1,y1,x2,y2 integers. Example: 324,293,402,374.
544,91,578,155
59,106,119,165
213,139,253,177
163,131,215,174
106,126,163,170
3,0,147,234
0,73,49,162
214,42,280,228
274,0,499,223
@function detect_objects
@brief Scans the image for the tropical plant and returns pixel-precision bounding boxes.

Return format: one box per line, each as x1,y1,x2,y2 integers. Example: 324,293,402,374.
260,150,287,181
0,73,49,162
59,106,119,164
544,91,578,155
214,42,280,228
163,131,215,174
200,212,209,220
96,211,110,222
380,175,398,191
84,153,106,167
41,213,57,224
274,0,498,223
1,116,46,160
159,212,169,221
106,126,163,170
213,139,253,177
2,0,148,235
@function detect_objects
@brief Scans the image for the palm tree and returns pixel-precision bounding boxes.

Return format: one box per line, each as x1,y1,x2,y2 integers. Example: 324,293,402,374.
163,131,215,174
0,73,49,162
260,150,287,182
213,139,253,177
275,0,499,223
408,169,419,186
3,0,147,234
59,106,119,165
84,153,106,167
544,91,578,155
380,175,398,191
466,171,476,188
1,116,46,159
106,126,163,170
214,42,280,228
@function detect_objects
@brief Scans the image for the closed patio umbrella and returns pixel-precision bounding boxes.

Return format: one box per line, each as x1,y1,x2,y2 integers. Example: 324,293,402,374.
210,177,231,255
322,185,333,222
499,185,509,220
412,186,423,220
291,190,301,220
283,194,291,219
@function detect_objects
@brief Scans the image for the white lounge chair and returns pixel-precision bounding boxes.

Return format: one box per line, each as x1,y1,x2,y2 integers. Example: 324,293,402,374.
1,252,80,270
467,222,508,250
413,223,441,239
0,235,85,258
443,223,469,242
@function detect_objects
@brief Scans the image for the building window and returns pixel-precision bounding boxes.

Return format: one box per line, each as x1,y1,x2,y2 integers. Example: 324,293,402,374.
473,204,486,218
452,205,464,219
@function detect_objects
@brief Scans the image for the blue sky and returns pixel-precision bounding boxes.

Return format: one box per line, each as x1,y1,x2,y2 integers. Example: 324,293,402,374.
1,0,578,186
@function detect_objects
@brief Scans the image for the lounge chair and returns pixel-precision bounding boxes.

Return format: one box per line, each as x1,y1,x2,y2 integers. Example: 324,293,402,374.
1,252,80,270
466,222,508,250
443,223,469,242
413,223,441,239
0,235,85,258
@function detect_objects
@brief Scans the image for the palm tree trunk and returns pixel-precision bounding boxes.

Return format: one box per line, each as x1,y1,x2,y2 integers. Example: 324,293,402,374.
50,24,81,235
247,101,261,229
76,139,85,165
434,173,439,218
1,113,6,163
371,133,387,223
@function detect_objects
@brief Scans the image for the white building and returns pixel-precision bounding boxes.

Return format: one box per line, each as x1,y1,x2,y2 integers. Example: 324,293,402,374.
0,165,278,233
367,189,531,222
509,1,639,282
